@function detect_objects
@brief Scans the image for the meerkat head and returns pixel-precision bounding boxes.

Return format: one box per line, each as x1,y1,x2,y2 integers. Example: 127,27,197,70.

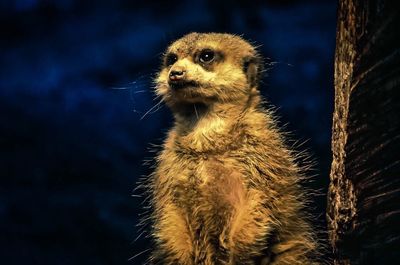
155,33,263,110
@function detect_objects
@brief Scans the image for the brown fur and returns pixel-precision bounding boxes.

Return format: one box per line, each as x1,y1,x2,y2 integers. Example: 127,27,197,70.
145,33,319,264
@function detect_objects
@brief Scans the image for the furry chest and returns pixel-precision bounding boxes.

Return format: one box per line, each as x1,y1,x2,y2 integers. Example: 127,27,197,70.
161,152,247,214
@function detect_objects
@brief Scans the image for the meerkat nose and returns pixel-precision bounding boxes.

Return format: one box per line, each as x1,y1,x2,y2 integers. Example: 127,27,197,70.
169,68,186,81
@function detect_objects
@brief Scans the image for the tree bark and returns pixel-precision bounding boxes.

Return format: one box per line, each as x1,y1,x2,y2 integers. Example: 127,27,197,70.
327,0,400,264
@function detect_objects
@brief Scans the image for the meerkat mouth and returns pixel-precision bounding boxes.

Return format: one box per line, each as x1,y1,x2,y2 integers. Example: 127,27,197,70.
169,80,199,90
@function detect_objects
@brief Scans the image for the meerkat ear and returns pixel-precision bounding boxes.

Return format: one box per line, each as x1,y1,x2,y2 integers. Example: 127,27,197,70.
243,56,263,88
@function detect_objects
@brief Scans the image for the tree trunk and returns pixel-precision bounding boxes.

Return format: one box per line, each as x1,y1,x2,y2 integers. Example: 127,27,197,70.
327,0,400,264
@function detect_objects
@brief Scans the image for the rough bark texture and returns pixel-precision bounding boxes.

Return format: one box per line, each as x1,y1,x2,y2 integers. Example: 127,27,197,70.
327,0,400,264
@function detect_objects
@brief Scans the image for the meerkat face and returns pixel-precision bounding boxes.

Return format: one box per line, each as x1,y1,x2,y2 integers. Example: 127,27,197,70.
155,33,262,107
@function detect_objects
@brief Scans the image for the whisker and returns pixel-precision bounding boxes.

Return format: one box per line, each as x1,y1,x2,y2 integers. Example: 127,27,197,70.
133,90,147,94
140,98,164,120
128,248,151,261
110,86,129,90
193,104,199,120
134,230,146,242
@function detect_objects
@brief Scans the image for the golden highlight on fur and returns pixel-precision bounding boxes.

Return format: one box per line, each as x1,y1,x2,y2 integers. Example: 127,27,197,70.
143,32,320,264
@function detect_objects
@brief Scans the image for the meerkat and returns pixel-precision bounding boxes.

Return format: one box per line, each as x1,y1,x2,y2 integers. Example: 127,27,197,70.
144,32,319,265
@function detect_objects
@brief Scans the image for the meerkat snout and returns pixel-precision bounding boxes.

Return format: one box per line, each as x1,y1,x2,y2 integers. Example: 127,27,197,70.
167,59,197,91
169,67,186,81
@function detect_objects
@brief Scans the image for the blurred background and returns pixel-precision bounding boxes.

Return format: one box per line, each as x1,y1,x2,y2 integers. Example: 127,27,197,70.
0,0,336,264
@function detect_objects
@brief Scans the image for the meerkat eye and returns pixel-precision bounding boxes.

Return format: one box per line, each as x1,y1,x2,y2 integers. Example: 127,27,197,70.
165,53,178,66
199,49,215,63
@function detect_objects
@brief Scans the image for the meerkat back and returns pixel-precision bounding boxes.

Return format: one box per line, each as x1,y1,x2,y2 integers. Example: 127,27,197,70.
144,32,320,265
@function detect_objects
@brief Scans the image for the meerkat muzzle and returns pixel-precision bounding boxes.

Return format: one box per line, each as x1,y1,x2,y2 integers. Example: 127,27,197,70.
169,69,186,81
168,67,199,90
169,80,199,90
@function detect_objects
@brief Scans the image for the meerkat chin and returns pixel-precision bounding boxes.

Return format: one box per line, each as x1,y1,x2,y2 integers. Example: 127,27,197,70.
146,32,320,265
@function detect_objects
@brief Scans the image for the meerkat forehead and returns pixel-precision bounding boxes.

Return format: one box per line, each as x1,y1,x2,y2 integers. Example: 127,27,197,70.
166,32,258,62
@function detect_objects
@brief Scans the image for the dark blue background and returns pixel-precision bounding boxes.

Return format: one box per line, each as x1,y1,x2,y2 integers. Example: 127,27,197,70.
0,0,336,264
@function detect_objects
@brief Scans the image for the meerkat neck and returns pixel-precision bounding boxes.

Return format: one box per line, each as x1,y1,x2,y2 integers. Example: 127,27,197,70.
171,94,261,152
173,101,243,132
